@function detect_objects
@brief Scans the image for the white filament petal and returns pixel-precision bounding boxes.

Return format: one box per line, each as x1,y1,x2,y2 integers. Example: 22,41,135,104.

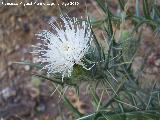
32,15,92,79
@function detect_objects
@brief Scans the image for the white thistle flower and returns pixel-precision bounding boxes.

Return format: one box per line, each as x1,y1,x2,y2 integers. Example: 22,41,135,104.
32,15,93,80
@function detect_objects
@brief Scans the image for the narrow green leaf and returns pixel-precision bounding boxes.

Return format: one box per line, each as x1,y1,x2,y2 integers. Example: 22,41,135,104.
106,6,113,36
32,73,64,85
146,81,157,110
77,113,96,120
143,0,151,19
95,0,107,13
136,0,140,17
118,103,124,113
118,0,125,11
90,88,101,109
114,98,141,110
154,5,160,18
64,96,83,117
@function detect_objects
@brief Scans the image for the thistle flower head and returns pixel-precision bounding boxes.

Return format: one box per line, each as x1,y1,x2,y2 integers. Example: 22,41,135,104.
32,15,92,79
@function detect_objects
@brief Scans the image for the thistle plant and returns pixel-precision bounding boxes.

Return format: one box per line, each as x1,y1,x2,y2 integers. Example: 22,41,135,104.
16,0,160,119
32,15,93,81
